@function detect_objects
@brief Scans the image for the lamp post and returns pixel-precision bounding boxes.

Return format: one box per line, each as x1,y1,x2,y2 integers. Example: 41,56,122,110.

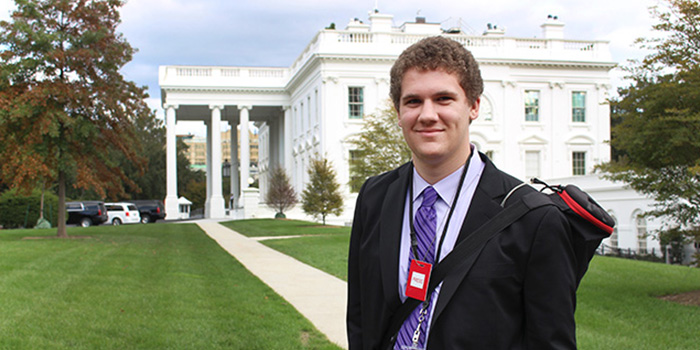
222,159,231,177
222,159,231,209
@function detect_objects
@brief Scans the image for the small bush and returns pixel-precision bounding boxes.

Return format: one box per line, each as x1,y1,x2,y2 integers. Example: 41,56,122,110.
0,188,59,229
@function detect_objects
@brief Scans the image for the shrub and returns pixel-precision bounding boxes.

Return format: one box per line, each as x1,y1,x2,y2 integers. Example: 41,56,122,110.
0,189,59,229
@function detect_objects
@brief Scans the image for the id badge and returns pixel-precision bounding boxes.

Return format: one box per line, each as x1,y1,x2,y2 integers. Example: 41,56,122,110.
405,259,432,301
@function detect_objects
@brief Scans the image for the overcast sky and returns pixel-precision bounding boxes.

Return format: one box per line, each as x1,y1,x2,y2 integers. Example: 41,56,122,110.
1,0,663,132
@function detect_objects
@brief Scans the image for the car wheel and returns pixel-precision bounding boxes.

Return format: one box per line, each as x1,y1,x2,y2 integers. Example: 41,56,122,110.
80,218,92,227
141,215,151,224
112,218,122,226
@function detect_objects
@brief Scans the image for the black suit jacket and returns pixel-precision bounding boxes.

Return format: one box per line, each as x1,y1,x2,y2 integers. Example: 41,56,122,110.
347,153,577,349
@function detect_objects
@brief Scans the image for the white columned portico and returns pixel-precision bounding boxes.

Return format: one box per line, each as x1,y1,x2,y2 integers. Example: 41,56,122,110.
164,104,179,220
238,105,251,200
208,105,226,218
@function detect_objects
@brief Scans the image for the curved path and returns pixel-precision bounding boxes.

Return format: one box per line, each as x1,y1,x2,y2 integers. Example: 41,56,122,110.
197,222,348,349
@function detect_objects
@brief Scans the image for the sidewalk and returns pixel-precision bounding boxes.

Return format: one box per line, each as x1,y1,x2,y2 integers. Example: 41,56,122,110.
196,222,348,350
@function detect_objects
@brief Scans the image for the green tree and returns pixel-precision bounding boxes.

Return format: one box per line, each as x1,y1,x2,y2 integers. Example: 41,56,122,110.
348,102,411,191
0,0,153,237
600,0,700,261
265,165,297,218
118,113,166,201
182,177,206,213
301,157,343,225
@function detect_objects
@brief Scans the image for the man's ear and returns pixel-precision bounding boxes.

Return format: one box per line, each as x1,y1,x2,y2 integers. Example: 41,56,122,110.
469,98,481,121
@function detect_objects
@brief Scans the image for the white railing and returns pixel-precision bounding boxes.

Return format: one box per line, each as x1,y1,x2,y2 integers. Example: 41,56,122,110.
337,32,373,43
221,68,240,77
177,67,212,77
515,39,547,50
321,30,608,57
171,67,288,79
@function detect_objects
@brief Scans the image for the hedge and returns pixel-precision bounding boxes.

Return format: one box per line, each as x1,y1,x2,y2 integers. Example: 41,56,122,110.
0,189,59,229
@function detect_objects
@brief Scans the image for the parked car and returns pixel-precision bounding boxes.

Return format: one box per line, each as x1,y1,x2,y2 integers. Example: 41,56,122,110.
105,202,141,226
66,201,109,227
129,200,166,223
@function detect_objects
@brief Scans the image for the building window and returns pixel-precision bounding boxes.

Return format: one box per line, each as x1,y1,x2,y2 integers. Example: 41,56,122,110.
525,151,540,180
572,91,586,122
348,87,364,119
349,150,363,193
572,151,586,176
524,90,539,122
636,214,648,254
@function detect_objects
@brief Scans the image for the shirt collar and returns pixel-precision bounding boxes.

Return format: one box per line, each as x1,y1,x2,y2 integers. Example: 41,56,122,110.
412,146,483,206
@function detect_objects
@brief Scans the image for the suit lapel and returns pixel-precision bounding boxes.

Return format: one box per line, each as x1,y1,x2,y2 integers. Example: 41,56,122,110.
432,156,510,320
380,163,411,308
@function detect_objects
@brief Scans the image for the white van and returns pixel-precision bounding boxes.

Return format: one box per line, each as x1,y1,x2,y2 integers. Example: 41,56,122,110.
105,202,141,225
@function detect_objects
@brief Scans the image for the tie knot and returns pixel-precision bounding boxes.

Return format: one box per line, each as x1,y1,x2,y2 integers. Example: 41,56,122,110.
420,186,438,208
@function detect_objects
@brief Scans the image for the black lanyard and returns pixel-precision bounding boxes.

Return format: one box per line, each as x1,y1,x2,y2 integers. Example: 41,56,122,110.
408,152,473,263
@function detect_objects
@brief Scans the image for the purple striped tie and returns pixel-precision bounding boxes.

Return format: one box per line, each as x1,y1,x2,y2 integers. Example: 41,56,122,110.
395,186,438,350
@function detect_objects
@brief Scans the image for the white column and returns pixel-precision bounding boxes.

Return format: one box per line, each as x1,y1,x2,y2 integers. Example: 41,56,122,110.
209,105,226,218
283,105,292,173
204,121,212,218
164,104,179,220
231,124,239,208
238,105,251,201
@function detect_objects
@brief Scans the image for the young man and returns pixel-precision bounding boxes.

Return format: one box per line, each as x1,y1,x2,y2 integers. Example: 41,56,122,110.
347,36,577,349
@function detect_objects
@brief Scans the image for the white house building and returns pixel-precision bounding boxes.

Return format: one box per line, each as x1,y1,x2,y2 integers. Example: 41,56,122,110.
159,10,615,225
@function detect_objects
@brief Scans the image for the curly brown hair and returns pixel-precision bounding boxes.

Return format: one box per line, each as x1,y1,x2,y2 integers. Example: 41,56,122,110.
390,36,483,109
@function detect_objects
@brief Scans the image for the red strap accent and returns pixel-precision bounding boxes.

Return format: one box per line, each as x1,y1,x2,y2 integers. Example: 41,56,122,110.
559,191,614,235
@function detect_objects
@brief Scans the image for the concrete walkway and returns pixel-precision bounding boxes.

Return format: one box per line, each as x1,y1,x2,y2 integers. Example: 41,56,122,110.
196,222,348,349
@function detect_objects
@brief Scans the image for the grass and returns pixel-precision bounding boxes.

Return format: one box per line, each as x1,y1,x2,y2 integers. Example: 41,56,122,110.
0,224,341,350
220,218,350,237
264,234,351,281
221,219,350,280
576,257,700,349
227,219,700,350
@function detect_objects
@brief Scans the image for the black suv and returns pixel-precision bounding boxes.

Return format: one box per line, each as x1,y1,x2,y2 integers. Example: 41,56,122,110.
66,201,109,227
129,200,166,223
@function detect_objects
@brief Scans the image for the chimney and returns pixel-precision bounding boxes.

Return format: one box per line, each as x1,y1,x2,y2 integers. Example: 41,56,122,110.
541,14,564,39
483,23,505,37
369,10,394,32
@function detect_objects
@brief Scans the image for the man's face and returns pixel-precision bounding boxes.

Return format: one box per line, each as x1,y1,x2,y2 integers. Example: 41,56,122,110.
397,68,479,169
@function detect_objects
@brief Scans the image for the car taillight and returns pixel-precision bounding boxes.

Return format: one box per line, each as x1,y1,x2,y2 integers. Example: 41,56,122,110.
98,209,102,215
156,207,161,214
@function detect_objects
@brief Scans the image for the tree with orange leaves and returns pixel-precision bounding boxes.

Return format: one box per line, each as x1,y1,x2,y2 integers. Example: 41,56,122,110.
0,0,152,237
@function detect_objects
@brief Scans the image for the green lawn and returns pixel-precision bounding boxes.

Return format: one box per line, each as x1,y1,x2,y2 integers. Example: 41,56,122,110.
228,219,700,350
4,218,698,349
220,218,350,237
0,224,340,350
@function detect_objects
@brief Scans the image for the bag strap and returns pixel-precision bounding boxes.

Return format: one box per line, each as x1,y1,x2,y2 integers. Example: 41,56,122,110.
380,191,554,349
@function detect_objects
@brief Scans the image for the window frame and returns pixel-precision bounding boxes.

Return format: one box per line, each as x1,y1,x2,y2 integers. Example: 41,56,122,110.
635,213,648,254
348,86,364,119
572,151,586,176
525,150,541,179
524,90,540,122
572,91,586,123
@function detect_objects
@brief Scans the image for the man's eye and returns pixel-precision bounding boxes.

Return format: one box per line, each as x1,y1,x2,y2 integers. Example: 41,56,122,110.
405,99,421,105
